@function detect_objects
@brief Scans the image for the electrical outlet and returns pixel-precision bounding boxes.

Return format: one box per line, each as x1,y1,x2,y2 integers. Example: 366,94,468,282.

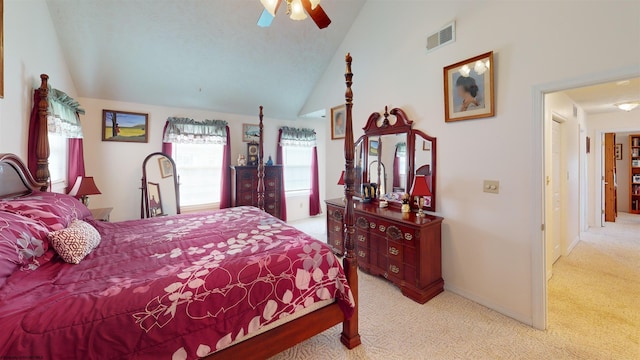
483,180,499,194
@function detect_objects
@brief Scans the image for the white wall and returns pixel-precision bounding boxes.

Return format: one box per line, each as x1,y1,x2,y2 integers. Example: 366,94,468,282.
0,0,76,158
586,111,640,226
79,97,325,222
616,132,635,213
302,1,640,324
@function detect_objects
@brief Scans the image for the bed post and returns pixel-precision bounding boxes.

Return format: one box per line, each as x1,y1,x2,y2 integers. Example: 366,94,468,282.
340,53,361,349
257,106,265,211
36,74,50,190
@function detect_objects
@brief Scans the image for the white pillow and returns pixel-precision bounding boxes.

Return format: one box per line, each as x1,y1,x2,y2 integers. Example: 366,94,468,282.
48,220,101,264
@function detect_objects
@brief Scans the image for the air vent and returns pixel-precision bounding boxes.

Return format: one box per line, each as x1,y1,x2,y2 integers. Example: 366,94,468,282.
426,22,455,53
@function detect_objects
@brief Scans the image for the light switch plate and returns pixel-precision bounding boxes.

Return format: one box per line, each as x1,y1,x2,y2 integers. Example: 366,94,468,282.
483,180,499,194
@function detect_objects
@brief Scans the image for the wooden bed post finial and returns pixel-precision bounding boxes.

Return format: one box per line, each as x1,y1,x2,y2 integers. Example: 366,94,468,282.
257,106,265,211
36,74,50,190
340,52,361,349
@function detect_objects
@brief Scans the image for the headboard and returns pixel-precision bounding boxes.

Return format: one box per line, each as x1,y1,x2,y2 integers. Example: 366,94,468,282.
0,153,46,199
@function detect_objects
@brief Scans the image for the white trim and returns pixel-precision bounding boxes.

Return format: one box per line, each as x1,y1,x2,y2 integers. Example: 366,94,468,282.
444,284,532,326
180,203,220,213
567,235,580,254
531,65,640,331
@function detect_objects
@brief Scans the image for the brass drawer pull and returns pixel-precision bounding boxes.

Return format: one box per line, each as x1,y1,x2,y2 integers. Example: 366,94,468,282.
390,264,400,274
334,226,341,232
370,223,376,229
405,233,413,241
358,235,366,242
379,225,386,232
389,247,399,256
358,250,366,258
335,239,342,246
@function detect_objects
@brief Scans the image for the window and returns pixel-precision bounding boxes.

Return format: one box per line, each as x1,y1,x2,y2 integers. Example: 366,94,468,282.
173,143,224,206
283,146,313,192
48,133,68,185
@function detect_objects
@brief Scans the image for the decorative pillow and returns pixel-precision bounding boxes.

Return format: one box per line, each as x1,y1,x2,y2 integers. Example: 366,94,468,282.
0,191,92,231
48,220,101,264
0,211,51,287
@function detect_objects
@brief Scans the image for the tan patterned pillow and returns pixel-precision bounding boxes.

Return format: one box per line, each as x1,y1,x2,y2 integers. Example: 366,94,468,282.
48,220,101,264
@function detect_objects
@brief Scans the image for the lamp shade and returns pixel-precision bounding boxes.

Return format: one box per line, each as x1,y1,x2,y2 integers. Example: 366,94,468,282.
260,0,279,16
409,175,431,197
68,176,102,198
337,171,345,185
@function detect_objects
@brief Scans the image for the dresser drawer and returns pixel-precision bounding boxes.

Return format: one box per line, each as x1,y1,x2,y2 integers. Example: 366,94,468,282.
328,208,344,222
355,231,369,248
265,191,278,201
238,191,255,205
387,260,403,280
265,178,279,190
240,181,255,191
356,246,369,263
387,240,403,262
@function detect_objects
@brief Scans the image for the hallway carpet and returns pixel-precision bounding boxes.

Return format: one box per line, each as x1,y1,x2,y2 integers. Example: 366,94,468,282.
273,213,640,359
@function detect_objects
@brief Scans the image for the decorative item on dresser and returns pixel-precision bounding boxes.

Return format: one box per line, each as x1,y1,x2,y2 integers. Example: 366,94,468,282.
68,176,102,207
231,165,284,220
630,134,640,214
247,141,260,166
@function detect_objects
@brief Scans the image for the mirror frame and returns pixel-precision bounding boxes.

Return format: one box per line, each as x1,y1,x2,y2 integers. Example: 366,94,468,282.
141,152,181,218
355,107,437,212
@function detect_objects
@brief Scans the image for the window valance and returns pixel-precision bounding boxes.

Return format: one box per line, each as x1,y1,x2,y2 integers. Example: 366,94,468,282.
163,117,228,144
279,126,316,147
47,87,84,139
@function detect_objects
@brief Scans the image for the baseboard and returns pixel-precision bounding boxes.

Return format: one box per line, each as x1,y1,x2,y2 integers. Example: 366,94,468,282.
444,283,533,327
567,235,580,254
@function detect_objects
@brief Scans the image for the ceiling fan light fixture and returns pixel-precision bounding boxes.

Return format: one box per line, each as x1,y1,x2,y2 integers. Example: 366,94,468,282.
260,0,278,16
289,0,307,20
309,0,321,9
615,102,640,112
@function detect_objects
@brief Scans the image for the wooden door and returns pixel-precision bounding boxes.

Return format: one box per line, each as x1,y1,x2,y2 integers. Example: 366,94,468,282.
551,121,562,263
604,133,617,222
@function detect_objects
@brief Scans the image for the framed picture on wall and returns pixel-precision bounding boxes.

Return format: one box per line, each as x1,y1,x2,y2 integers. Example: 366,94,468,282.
147,182,164,217
444,51,495,122
331,104,346,140
102,110,149,143
615,144,623,160
158,157,173,178
243,123,259,142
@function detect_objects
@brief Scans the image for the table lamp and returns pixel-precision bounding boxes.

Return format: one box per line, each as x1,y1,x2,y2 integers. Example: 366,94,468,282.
409,175,431,217
337,171,346,202
68,176,102,207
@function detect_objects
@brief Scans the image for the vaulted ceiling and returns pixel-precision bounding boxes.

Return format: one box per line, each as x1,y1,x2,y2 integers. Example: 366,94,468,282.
46,0,366,120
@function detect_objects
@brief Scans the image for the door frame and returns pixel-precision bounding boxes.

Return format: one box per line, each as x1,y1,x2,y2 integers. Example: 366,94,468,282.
530,65,639,330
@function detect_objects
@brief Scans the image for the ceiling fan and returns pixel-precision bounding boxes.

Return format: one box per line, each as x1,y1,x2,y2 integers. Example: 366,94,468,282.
257,0,331,29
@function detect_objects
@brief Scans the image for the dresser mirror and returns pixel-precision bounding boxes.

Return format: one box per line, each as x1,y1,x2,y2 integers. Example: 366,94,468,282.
141,152,180,218
355,107,437,211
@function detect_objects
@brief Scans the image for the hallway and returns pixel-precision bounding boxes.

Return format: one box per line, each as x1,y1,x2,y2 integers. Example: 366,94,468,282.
548,212,640,359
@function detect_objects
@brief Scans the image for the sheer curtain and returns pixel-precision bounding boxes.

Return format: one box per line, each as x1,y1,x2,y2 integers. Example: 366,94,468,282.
279,126,319,217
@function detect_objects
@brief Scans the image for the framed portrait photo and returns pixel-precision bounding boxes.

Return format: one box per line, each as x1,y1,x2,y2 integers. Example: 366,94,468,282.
102,110,149,143
444,51,495,122
158,157,173,178
243,123,259,142
331,104,346,140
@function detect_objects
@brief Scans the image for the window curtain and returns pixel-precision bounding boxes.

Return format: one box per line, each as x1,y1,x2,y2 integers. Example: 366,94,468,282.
28,86,85,188
219,125,231,209
276,129,288,221
279,126,319,217
163,117,229,206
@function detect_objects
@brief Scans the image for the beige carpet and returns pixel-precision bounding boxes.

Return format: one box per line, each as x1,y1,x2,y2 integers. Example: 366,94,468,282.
275,213,640,359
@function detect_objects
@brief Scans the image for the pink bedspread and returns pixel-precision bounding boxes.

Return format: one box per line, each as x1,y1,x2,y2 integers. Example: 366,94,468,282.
0,207,354,359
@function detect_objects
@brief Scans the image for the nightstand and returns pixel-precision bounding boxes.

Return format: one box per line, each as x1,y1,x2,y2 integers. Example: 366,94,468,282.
90,207,113,222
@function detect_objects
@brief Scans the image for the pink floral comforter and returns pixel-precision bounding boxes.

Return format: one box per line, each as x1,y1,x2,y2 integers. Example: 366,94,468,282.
0,207,354,359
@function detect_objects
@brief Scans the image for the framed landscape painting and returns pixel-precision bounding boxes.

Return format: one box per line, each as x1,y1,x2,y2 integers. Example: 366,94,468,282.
243,123,259,142
444,51,495,122
102,110,149,143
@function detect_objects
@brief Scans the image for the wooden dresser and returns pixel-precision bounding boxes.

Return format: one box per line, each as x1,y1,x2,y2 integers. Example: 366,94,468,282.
325,198,444,303
231,166,284,220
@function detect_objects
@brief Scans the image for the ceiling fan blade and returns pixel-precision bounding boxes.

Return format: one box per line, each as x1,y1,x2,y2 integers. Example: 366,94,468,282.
301,0,331,29
257,9,275,27
257,0,283,27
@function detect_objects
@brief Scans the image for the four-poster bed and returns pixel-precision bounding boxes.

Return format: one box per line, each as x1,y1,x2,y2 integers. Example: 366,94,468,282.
0,54,360,358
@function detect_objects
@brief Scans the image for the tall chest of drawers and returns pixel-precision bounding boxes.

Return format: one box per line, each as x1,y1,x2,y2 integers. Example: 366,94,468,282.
325,198,444,304
231,166,284,221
